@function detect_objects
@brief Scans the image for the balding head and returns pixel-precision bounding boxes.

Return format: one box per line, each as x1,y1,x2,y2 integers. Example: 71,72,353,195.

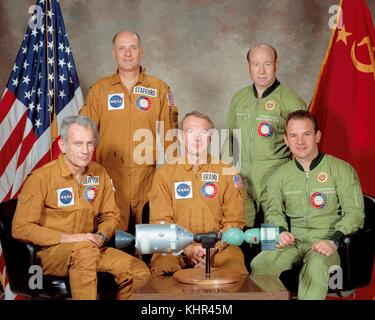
246,43,277,63
112,30,141,46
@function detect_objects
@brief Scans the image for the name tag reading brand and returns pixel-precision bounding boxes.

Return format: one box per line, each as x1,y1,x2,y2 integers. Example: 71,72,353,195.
202,172,219,182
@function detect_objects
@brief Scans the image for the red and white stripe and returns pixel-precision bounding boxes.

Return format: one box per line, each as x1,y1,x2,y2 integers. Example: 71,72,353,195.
0,87,83,202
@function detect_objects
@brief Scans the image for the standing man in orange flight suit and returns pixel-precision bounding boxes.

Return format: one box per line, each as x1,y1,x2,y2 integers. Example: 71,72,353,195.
12,115,150,300
80,30,178,232
149,111,248,276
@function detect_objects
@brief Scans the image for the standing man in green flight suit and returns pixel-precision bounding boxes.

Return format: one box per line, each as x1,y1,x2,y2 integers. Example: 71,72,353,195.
225,43,306,228
250,110,364,300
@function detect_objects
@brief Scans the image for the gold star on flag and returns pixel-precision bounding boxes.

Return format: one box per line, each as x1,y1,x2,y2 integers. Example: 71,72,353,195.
336,25,352,45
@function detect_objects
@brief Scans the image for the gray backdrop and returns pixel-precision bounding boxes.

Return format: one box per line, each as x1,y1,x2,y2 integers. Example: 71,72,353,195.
1,0,374,129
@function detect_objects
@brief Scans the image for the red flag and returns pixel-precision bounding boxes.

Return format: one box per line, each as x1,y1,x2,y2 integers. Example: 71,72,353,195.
309,0,375,197
0,0,83,299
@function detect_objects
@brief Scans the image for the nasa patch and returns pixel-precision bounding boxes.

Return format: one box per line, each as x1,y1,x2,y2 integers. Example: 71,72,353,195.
108,93,125,110
310,192,328,209
84,186,97,203
57,187,74,207
136,96,152,111
317,172,328,183
174,181,193,199
201,182,218,198
257,121,273,138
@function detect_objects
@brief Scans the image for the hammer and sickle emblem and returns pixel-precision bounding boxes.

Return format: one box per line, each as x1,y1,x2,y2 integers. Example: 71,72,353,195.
351,36,375,80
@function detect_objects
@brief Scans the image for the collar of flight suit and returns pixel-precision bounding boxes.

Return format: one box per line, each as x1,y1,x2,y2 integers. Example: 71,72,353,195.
181,154,216,172
294,152,325,172
57,153,92,180
110,66,150,88
252,78,281,99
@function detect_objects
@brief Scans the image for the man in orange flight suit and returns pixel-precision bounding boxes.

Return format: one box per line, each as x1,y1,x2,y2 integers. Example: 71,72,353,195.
149,111,248,276
12,115,150,300
80,30,178,232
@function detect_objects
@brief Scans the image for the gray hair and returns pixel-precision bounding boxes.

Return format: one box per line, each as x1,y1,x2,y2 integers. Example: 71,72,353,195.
246,43,278,62
60,115,99,146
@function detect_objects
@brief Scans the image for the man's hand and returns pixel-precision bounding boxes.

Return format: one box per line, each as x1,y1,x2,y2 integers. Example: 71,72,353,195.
312,240,338,256
277,231,295,248
183,243,206,266
60,233,104,248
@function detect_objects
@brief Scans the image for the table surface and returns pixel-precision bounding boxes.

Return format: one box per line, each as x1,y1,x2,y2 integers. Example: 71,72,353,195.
131,274,290,300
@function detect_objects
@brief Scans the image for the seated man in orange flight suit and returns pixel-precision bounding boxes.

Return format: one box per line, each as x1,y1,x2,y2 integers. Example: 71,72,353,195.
148,111,248,276
12,115,150,299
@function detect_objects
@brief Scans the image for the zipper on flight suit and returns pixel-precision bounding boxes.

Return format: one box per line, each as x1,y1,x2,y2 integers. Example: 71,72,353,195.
304,171,310,237
72,180,84,234
249,99,260,166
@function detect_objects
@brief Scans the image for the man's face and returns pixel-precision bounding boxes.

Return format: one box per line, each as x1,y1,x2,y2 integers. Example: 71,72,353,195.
58,124,96,170
182,116,212,158
248,46,277,92
284,118,321,162
112,31,143,72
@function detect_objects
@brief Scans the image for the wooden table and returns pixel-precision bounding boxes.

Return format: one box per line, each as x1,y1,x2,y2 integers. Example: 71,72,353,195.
131,274,290,300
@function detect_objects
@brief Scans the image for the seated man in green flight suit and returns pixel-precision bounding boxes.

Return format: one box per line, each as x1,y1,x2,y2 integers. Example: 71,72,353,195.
250,110,365,300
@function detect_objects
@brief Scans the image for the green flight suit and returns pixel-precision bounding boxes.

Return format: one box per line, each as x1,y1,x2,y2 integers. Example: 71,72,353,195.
250,153,365,300
226,80,306,226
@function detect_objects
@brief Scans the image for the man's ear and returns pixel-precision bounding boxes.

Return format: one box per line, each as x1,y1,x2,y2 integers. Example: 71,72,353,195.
245,61,251,73
58,137,65,154
283,134,289,147
316,130,322,143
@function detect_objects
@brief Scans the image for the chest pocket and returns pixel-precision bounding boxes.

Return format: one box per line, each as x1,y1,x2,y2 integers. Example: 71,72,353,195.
283,190,304,218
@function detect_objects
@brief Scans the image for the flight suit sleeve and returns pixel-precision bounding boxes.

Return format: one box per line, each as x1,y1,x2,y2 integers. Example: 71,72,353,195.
96,173,120,239
221,172,245,231
12,174,63,246
79,84,101,127
159,82,179,162
264,169,289,231
333,163,365,236
149,168,175,224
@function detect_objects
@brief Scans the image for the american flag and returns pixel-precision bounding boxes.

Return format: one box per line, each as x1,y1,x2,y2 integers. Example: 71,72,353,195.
0,0,83,299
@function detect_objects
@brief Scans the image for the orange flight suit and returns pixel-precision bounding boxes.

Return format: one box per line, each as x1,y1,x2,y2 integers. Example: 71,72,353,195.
80,67,178,231
12,155,150,300
148,158,248,276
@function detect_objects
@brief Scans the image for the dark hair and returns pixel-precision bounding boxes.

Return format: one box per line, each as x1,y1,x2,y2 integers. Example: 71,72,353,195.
112,31,141,46
246,43,278,63
285,110,318,134
180,111,214,129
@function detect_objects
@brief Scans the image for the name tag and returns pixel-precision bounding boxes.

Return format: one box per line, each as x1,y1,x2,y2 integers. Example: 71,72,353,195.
82,176,99,186
202,172,219,182
108,93,125,110
57,187,74,207
133,86,157,97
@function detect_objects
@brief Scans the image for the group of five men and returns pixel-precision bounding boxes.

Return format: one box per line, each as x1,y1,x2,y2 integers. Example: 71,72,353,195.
12,30,364,300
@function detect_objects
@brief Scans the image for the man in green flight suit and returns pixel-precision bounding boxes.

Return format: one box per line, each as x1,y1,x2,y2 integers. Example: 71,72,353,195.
250,110,365,300
225,44,306,227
